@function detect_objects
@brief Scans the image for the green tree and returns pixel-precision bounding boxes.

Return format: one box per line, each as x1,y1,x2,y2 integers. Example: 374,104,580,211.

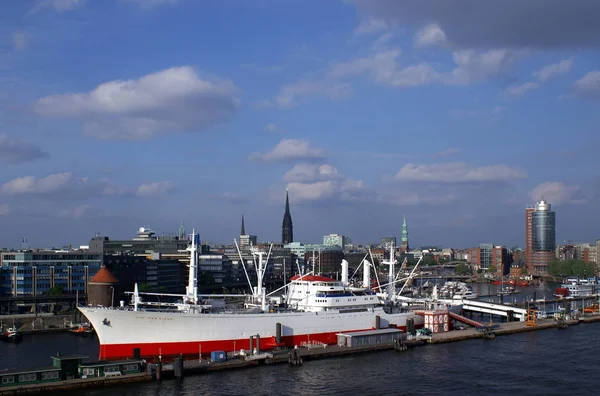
138,283,152,292
548,259,597,278
520,267,528,276
488,264,497,274
454,263,470,275
48,285,64,296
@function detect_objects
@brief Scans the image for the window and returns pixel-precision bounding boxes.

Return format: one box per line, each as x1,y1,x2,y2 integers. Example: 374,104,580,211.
41,372,59,380
82,368,95,376
18,373,36,382
2,376,15,384
104,366,119,373
122,364,138,372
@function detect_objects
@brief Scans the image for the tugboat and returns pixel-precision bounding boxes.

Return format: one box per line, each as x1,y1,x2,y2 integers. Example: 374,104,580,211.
0,322,22,343
69,322,95,336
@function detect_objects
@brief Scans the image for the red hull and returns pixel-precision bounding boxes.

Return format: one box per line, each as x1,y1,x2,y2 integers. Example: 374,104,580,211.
99,325,415,361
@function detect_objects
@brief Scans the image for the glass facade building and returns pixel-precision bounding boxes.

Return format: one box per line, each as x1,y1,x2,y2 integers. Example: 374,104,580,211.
0,252,101,296
531,199,556,274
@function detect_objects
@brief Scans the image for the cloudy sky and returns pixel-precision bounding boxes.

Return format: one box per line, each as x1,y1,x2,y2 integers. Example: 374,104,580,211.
1,0,599,249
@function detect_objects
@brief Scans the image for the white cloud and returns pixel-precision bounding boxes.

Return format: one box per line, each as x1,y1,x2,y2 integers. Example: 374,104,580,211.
354,19,388,36
394,162,527,183
0,173,72,195
534,59,573,81
0,134,48,164
329,48,516,88
433,147,459,158
414,23,447,47
573,71,600,100
34,66,240,140
283,163,343,183
136,181,176,197
0,204,9,216
506,82,539,96
122,0,178,9
271,80,352,108
529,182,585,205
28,0,85,14
11,32,27,51
249,139,326,162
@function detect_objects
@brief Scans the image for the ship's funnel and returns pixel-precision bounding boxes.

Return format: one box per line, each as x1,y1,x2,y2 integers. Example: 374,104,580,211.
341,259,349,286
363,260,371,288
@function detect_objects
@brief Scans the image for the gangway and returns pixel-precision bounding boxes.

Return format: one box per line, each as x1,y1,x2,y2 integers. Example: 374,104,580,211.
460,299,527,321
448,311,483,328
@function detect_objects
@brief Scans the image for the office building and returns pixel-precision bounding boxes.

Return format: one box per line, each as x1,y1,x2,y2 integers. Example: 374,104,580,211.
530,199,556,274
0,251,101,296
89,226,189,255
323,234,350,250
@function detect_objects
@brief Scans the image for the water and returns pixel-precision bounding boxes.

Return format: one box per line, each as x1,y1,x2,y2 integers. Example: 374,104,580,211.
3,325,600,395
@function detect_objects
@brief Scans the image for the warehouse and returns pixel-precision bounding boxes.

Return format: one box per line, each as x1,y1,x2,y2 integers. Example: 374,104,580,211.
336,328,403,347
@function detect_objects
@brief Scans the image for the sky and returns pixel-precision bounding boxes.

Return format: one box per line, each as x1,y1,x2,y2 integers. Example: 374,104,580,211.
1,0,600,249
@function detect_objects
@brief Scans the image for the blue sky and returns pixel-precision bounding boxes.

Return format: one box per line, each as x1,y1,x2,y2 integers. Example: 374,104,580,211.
1,0,600,249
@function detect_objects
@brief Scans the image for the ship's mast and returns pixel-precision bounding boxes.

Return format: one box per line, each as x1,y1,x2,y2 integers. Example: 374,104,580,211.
251,243,273,312
382,242,397,301
185,229,199,304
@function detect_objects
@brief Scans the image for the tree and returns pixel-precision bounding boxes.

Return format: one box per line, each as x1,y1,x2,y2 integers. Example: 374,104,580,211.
548,259,597,278
520,267,528,276
138,283,152,292
48,285,64,296
488,265,497,274
454,263,470,275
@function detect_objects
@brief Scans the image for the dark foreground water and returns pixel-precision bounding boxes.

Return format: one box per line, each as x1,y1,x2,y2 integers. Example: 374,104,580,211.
2,324,599,396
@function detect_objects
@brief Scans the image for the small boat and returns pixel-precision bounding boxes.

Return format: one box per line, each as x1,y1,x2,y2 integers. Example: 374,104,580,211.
0,324,22,343
69,322,94,336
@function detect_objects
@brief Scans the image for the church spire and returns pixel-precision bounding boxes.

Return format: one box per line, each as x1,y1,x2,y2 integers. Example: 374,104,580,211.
240,214,246,236
282,189,293,244
401,214,409,253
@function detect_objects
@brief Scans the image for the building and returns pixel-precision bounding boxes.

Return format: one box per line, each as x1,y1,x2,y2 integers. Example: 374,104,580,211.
89,227,189,255
0,251,101,296
87,266,118,307
525,206,535,274
400,215,409,253
468,244,509,275
323,234,350,249
281,190,294,245
304,246,344,274
530,199,556,275
238,214,257,249
380,237,397,249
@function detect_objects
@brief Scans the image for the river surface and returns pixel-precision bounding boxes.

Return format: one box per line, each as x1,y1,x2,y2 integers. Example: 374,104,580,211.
2,281,599,395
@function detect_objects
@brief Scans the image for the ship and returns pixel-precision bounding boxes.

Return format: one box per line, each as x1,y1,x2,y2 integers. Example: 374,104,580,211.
78,231,454,361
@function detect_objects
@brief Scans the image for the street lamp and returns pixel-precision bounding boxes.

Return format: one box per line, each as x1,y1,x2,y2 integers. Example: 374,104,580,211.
109,286,114,308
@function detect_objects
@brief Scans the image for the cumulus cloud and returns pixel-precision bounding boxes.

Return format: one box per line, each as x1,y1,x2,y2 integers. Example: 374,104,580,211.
329,48,517,88
573,71,600,100
283,164,343,183
394,162,527,183
34,66,240,140
529,182,586,205
135,181,176,197
414,23,446,47
283,163,367,203
534,59,573,81
249,139,326,162
506,82,539,96
268,79,352,108
0,204,9,216
11,32,27,51
28,0,85,15
354,18,388,36
0,134,49,164
351,0,600,49
0,173,73,195
378,193,456,206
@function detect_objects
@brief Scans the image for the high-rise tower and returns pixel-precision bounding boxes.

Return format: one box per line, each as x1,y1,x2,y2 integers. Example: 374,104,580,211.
282,190,293,244
240,214,246,236
531,199,556,274
525,206,534,274
400,215,409,253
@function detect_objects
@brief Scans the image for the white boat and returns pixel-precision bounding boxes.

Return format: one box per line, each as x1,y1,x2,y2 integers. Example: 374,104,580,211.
78,231,426,361
561,279,596,298
440,281,478,300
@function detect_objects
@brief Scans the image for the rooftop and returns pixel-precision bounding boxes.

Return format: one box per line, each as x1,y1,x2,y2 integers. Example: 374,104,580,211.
89,266,118,284
51,354,89,361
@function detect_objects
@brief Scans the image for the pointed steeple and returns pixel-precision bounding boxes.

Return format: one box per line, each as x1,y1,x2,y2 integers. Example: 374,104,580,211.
240,214,246,236
403,214,407,226
282,189,293,244
401,214,409,252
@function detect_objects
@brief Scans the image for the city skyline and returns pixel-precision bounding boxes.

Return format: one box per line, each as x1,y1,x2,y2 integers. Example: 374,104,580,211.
1,1,599,248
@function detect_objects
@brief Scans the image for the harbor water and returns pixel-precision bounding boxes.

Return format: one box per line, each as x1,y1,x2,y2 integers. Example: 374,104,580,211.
2,282,598,396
